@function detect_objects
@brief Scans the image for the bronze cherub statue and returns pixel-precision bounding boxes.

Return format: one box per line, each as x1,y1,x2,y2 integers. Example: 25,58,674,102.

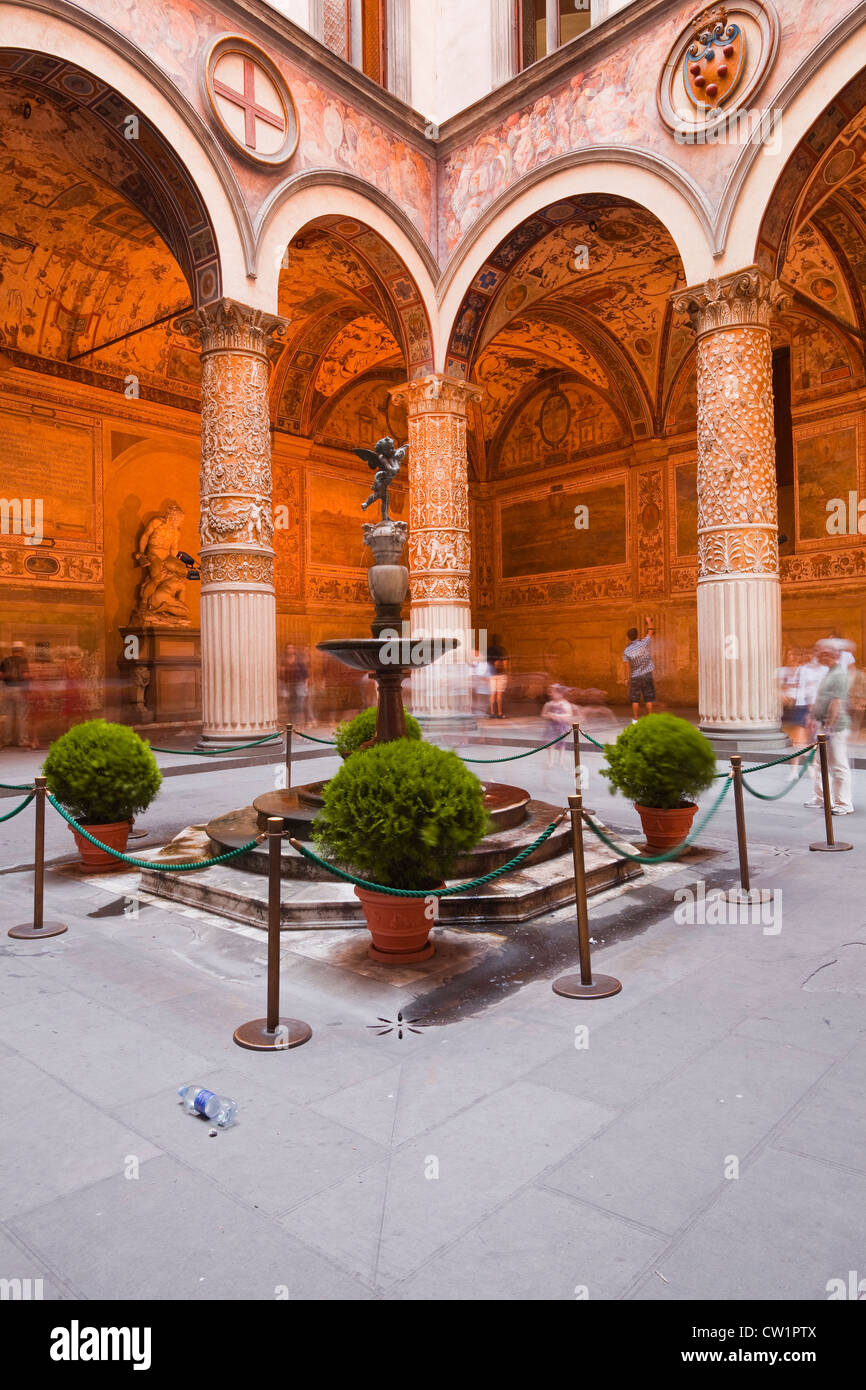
354,436,407,522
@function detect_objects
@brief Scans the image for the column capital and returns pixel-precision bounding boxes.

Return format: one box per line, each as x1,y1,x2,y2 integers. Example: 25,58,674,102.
391,373,482,418
176,298,287,356
673,268,792,337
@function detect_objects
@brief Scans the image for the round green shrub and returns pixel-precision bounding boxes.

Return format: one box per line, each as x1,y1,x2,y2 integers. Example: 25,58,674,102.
600,714,717,810
333,705,421,758
313,739,489,889
43,720,162,824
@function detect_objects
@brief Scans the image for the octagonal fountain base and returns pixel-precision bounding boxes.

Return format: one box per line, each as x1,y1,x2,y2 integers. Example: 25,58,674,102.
139,789,642,929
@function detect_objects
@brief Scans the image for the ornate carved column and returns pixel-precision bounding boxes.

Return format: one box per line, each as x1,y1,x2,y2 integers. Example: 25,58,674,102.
391,374,481,730
178,299,285,742
675,268,791,750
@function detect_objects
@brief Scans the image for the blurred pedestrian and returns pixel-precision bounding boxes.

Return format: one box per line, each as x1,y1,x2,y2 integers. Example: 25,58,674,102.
487,634,508,719
0,641,36,747
804,639,853,815
541,684,573,768
623,615,655,721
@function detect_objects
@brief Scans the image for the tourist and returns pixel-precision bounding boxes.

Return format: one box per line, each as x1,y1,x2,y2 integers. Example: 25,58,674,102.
471,648,489,716
785,648,825,772
804,638,854,815
541,684,573,768
487,633,508,719
0,641,36,748
623,616,655,722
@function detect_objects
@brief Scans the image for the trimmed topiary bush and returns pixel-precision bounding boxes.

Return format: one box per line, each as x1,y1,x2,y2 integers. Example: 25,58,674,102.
333,704,421,759
43,719,162,825
601,714,717,810
313,739,489,889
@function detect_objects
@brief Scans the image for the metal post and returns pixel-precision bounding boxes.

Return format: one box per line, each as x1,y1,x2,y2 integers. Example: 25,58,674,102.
233,816,312,1050
810,732,853,853
731,755,750,893
552,793,621,999
8,777,68,939
285,722,293,790
572,723,595,812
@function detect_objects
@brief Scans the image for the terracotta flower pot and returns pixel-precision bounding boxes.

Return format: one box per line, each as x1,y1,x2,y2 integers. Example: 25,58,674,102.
634,801,697,853
354,883,440,964
71,820,131,872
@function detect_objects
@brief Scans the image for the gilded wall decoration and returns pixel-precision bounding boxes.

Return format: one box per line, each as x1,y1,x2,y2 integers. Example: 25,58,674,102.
499,480,628,579
795,420,862,544
636,468,666,596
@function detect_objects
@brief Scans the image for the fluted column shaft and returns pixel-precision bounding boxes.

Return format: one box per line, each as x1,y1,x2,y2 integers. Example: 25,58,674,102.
675,268,791,747
178,298,285,741
391,375,481,723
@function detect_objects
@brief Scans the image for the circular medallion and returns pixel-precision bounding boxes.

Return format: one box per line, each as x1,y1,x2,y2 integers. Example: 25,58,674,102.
657,2,779,140
203,37,298,167
540,390,571,448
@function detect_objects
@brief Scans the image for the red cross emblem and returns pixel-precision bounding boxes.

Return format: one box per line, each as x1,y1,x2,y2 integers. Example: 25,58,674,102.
212,55,287,153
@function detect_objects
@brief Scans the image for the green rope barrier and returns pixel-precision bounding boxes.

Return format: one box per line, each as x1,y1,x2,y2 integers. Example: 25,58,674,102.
289,813,567,896
742,742,818,774
0,792,35,822
742,746,816,800
149,732,282,756
580,775,733,865
0,781,35,791
295,729,339,745
461,728,570,763
580,728,606,750
47,796,262,870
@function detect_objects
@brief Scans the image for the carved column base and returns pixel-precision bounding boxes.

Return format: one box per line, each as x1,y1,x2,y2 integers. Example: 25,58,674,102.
199,586,278,742
698,575,787,751
409,602,476,730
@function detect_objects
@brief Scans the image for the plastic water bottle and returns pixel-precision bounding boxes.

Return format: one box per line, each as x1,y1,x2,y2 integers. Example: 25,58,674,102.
178,1084,237,1127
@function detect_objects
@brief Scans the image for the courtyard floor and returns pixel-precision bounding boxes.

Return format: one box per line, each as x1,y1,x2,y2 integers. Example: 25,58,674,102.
1,725,864,1301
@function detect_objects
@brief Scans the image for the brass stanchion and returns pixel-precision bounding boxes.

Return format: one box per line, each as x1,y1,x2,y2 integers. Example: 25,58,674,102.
724,754,772,907
572,723,595,812
8,776,68,940
285,722,293,790
234,815,312,1051
809,732,852,853
552,793,621,1000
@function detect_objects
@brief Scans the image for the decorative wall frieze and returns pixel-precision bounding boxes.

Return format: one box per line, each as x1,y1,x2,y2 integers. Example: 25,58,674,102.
673,268,792,337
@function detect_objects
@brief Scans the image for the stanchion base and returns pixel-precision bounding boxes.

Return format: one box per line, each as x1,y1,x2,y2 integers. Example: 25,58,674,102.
128,827,149,840
233,1016,312,1051
809,841,853,853
8,921,68,940
552,972,622,999
724,887,772,905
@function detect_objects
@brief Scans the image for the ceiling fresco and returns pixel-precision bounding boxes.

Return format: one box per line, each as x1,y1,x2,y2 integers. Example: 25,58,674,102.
274,216,432,436
450,197,685,469
0,81,201,399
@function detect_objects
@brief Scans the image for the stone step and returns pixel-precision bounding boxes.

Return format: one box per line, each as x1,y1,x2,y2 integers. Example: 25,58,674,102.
140,822,642,930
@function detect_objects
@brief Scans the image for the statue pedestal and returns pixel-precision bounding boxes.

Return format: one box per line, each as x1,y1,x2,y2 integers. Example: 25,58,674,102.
119,626,201,726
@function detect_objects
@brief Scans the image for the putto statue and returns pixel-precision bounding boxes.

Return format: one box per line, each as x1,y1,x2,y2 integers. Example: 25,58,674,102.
354,436,407,522
130,504,198,626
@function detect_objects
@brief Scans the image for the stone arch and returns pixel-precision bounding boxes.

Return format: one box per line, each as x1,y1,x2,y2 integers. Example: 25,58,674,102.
442,190,688,466
439,153,713,355
0,7,254,299
256,178,438,333
269,209,435,438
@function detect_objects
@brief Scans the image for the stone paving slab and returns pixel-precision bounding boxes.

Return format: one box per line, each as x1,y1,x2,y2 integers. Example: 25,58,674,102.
630,1146,866,1301
8,1156,373,1301
281,1080,618,1286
